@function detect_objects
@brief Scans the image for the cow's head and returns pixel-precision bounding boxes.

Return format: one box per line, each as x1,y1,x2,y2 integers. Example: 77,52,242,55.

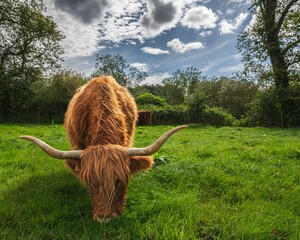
20,125,187,222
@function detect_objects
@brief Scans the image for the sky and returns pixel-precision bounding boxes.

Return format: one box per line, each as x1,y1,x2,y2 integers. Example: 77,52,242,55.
44,0,253,84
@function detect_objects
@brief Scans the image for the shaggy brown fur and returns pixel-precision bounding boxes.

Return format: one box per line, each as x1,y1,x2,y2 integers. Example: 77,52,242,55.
64,76,153,221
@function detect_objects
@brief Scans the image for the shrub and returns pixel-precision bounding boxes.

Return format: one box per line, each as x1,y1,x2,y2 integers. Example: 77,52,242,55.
187,89,206,123
138,104,188,125
245,85,300,127
135,93,166,107
203,107,235,126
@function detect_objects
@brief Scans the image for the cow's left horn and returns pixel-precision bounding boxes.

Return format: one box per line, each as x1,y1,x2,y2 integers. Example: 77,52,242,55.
127,125,188,156
19,136,82,159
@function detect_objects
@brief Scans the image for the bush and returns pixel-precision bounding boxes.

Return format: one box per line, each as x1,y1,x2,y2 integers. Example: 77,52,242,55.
187,89,206,123
138,104,188,125
135,93,166,107
203,107,235,126
245,85,300,127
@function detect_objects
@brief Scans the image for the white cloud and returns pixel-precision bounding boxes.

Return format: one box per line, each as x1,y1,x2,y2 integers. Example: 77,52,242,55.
140,72,172,85
228,0,245,3
44,0,102,59
98,0,145,44
130,62,149,72
99,0,202,44
199,30,213,37
219,63,244,73
167,38,204,53
200,58,226,72
181,6,218,30
244,13,257,32
141,47,170,55
200,52,242,73
226,9,235,15
219,12,249,34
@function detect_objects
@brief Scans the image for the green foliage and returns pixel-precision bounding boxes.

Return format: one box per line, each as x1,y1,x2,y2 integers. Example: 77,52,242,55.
187,89,206,123
30,69,85,123
1,125,300,239
139,105,188,125
93,54,147,87
237,0,299,87
203,107,235,126
194,77,258,118
135,93,166,107
246,84,300,127
162,66,203,105
153,154,177,167
0,0,64,121
162,82,185,105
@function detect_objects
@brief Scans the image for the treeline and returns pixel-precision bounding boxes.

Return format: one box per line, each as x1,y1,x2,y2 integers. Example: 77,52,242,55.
3,65,299,127
133,77,300,127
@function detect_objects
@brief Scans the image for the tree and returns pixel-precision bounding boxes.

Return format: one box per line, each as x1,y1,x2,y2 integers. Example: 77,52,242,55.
238,0,300,126
0,0,64,121
238,0,299,88
187,89,206,123
93,54,148,87
204,77,258,118
162,66,202,105
32,69,85,122
162,79,185,105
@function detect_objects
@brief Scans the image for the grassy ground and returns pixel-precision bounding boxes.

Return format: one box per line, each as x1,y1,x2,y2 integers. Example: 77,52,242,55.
0,124,299,239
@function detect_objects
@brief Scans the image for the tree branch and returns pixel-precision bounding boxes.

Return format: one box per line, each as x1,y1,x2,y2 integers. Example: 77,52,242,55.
275,0,299,35
283,39,300,55
287,60,299,68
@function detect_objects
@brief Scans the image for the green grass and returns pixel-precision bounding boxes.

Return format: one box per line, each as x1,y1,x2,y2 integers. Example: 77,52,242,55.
0,124,299,239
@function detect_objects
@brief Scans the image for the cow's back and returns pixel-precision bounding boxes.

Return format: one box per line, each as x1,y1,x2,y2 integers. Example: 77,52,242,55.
64,76,137,150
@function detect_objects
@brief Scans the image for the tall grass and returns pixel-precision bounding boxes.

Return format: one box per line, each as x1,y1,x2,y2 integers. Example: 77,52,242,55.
0,124,299,239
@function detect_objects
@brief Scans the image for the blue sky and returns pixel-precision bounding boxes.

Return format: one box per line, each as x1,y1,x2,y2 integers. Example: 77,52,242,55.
44,0,253,84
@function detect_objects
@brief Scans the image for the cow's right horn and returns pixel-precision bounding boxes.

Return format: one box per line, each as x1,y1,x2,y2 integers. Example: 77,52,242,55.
127,125,188,156
19,136,82,159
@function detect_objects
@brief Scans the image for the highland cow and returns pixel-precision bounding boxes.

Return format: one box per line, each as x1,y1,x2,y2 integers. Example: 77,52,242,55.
138,110,152,126
20,76,187,222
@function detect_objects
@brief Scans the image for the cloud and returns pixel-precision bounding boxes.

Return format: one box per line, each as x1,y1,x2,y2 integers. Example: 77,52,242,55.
181,6,218,30
219,12,249,34
167,38,204,53
130,62,149,72
199,30,213,37
244,13,257,33
141,47,170,55
98,0,201,44
140,72,172,85
44,0,100,59
98,0,146,44
141,0,177,27
54,0,111,24
140,0,183,38
219,63,244,73
228,0,246,3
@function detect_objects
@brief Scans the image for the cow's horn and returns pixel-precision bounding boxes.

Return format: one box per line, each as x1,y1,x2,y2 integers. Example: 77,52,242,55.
19,136,82,159
127,125,188,156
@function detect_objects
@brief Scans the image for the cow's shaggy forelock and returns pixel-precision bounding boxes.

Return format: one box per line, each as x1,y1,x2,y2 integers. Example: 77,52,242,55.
80,145,130,218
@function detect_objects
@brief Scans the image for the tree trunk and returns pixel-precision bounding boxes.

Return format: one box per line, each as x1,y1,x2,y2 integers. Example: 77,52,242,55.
264,0,290,89
263,0,291,126
267,39,289,89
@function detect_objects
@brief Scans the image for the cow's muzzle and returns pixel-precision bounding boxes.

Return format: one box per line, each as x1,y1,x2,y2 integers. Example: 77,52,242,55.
93,212,119,223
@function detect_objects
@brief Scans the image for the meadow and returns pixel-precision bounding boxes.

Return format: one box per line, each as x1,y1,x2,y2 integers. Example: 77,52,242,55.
0,124,299,239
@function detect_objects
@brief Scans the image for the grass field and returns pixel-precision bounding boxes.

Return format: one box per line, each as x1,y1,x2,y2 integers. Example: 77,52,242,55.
0,124,299,239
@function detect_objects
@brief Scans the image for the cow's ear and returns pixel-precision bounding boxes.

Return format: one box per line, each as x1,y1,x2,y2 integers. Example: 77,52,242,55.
129,156,153,175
